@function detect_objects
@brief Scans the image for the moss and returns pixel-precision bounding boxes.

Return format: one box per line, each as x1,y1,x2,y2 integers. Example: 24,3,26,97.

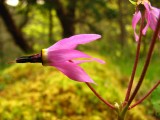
0,53,155,120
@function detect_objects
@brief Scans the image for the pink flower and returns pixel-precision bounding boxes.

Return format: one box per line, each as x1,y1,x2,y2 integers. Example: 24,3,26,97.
41,34,105,83
132,1,160,41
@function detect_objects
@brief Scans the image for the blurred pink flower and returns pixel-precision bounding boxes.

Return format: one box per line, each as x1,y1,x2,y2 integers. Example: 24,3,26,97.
41,34,105,83
132,1,160,41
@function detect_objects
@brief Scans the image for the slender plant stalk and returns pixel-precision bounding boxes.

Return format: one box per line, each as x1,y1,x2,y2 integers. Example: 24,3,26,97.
117,105,129,120
128,16,160,106
124,15,145,104
129,80,160,109
86,83,115,109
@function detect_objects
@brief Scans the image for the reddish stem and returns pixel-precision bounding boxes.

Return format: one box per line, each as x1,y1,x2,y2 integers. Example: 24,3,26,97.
128,15,160,106
129,80,160,109
86,83,115,109
124,14,145,105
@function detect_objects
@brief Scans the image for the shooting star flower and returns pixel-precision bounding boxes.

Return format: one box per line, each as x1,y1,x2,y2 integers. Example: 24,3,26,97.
16,34,105,83
132,0,160,41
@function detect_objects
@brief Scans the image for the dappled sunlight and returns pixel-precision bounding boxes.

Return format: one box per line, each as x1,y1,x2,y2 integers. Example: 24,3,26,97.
6,0,19,6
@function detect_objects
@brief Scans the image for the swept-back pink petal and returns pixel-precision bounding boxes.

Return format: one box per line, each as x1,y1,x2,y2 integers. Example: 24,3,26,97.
151,6,160,18
92,58,105,64
144,2,157,31
71,60,94,64
47,49,91,63
151,8,160,39
150,6,160,39
149,9,160,31
142,10,150,35
144,2,160,33
71,58,105,64
52,62,95,83
48,34,101,51
132,11,141,41
143,2,150,11
149,13,158,30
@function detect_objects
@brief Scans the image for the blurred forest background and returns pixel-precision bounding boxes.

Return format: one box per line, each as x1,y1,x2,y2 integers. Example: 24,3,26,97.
0,0,160,119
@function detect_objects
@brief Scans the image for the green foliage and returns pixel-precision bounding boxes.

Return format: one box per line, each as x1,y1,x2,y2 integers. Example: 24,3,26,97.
0,52,156,120
148,86,160,119
129,0,136,5
22,8,62,51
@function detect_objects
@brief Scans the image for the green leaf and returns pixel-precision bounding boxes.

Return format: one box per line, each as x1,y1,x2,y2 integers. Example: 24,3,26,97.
129,0,136,5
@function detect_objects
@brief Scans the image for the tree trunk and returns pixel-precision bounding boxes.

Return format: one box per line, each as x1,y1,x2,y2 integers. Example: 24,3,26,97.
48,8,54,44
0,1,33,53
117,0,126,47
0,39,3,68
52,0,77,37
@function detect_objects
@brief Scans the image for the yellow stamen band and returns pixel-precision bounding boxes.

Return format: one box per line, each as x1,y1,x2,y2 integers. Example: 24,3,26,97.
41,49,49,66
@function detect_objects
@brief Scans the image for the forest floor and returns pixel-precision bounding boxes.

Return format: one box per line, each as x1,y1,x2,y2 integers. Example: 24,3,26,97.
0,52,159,120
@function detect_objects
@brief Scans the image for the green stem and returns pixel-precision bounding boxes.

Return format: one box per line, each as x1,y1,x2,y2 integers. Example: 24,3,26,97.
118,114,125,120
117,105,129,120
